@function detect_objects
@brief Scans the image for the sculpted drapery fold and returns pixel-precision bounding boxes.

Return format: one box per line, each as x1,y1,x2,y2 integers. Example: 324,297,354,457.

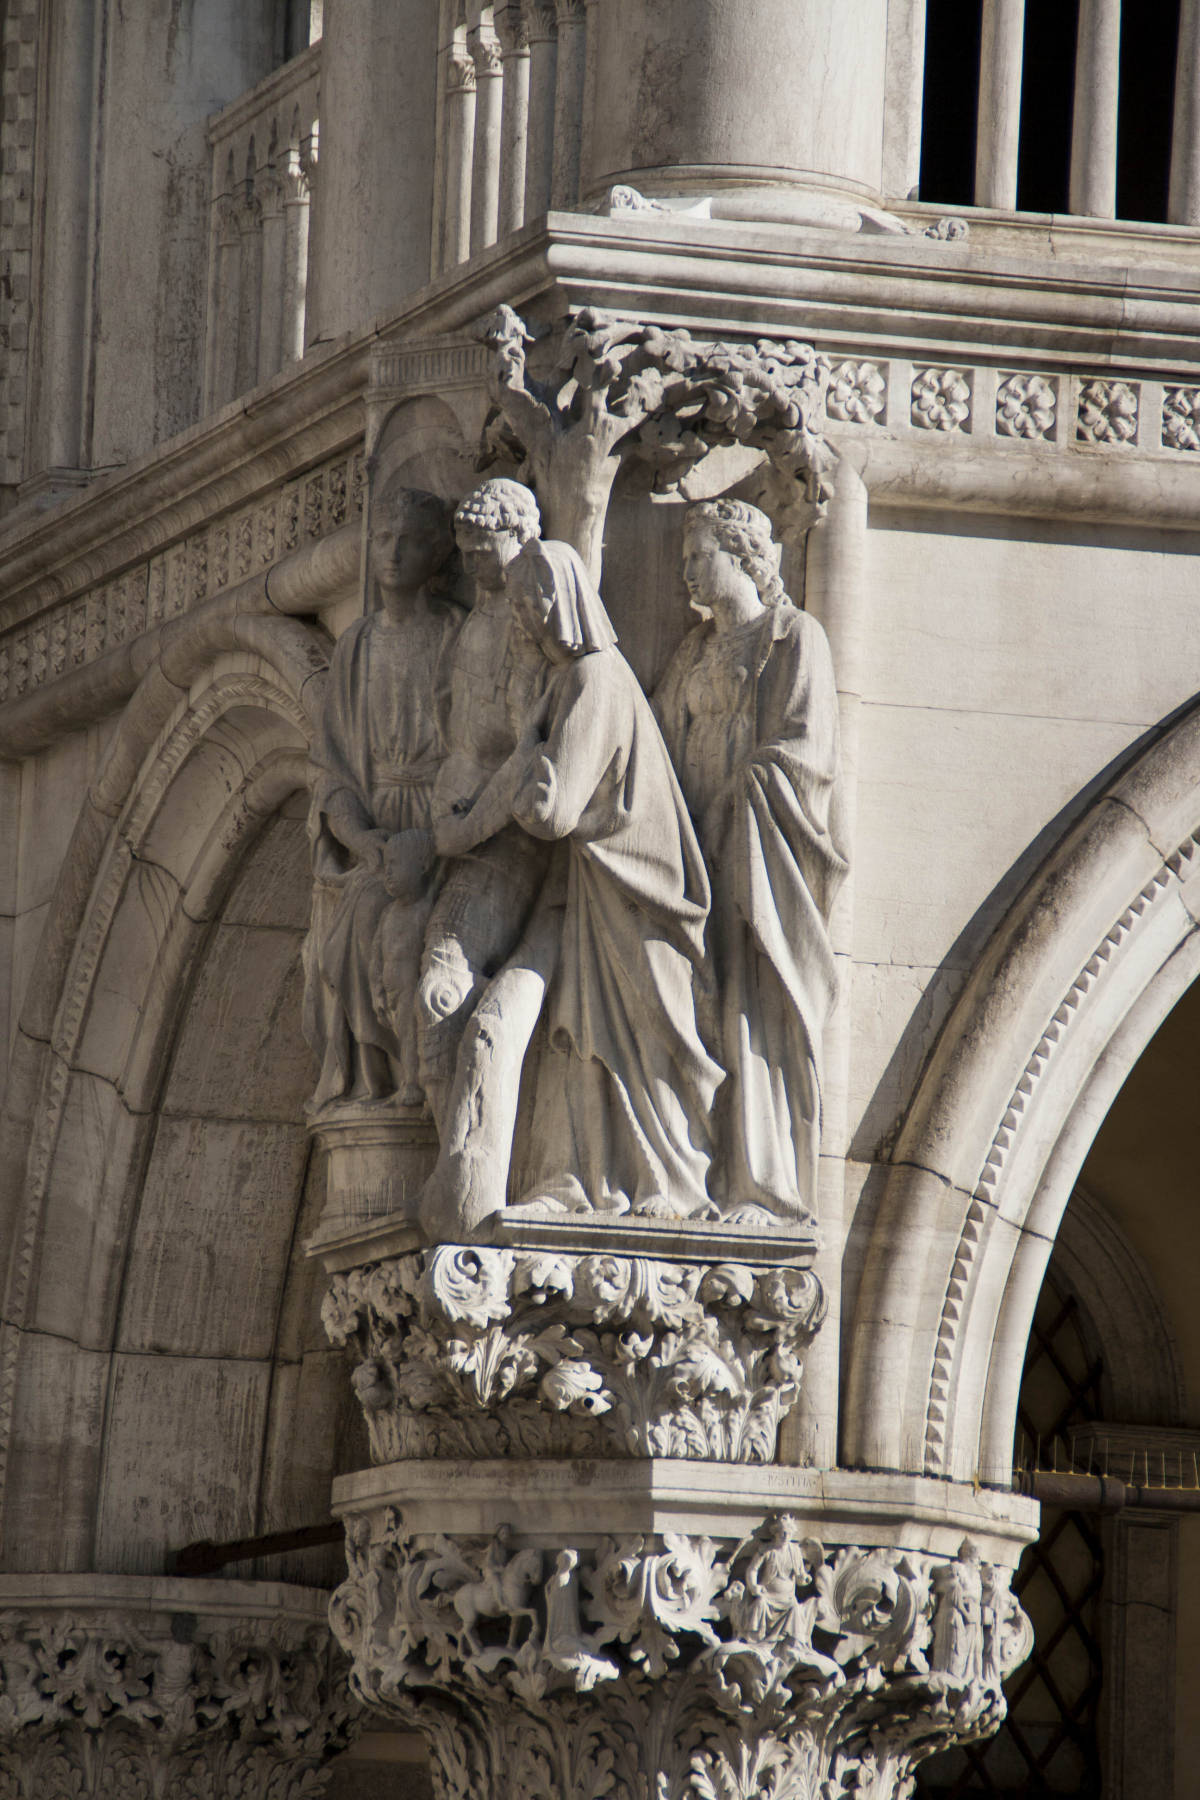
302,312,1037,1800
655,500,847,1220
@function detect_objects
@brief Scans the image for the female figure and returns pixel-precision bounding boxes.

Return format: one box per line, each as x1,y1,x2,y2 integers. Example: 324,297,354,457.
655,499,847,1220
303,481,461,1111
432,538,723,1225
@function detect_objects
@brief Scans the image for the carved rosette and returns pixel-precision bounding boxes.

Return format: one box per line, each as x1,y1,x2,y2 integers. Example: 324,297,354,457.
1076,377,1138,446
995,372,1057,441
322,1244,825,1463
827,360,886,426
330,1514,1032,1800
1162,385,1200,452
910,367,971,433
0,1607,354,1799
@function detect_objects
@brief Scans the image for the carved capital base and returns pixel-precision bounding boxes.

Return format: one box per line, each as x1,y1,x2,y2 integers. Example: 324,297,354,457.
0,1577,355,1799
321,1226,824,1463
330,1481,1034,1800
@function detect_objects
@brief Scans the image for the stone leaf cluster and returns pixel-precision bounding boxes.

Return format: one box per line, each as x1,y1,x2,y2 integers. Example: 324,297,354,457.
479,304,836,569
322,1245,826,1463
330,1514,1032,1800
0,1610,355,1799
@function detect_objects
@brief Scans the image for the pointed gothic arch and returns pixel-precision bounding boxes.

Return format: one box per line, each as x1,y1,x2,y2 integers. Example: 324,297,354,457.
0,617,339,1569
846,694,1200,1483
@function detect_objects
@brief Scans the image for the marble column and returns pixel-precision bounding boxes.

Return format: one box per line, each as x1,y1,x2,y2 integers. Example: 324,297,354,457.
975,0,1025,210
1169,0,1200,225
469,16,505,251
28,0,95,478
495,2,532,235
442,40,478,269
1069,0,1121,218
306,0,439,338
551,0,588,207
257,159,286,382
581,0,889,206
523,0,559,218
42,0,279,470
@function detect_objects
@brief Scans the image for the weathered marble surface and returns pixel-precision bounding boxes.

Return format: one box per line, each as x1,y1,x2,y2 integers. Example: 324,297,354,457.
307,322,844,1247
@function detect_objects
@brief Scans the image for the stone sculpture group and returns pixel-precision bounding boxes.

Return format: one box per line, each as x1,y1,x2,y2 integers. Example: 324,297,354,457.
303,466,846,1238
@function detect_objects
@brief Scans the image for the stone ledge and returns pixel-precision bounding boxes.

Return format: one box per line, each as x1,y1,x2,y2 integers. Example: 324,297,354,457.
331,1459,1038,1568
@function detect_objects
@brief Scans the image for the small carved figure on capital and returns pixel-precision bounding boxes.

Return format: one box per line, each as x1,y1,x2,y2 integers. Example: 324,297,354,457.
303,480,462,1115
655,499,847,1222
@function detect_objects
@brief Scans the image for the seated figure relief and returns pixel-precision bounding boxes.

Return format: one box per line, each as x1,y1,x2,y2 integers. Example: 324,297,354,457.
306,475,844,1236
655,500,847,1222
303,480,463,1112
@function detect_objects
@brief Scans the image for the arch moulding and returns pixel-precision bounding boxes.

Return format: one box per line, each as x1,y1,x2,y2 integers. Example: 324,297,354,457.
845,695,1200,1484
0,618,331,1557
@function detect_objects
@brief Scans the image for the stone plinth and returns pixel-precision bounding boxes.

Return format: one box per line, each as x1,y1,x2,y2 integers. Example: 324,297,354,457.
308,1102,437,1246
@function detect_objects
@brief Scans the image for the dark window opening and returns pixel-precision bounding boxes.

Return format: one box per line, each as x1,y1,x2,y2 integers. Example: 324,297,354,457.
918,0,1186,224
1016,0,1080,213
1117,0,1181,222
918,0,983,209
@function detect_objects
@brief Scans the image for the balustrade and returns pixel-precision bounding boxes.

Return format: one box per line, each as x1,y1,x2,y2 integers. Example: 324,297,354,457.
436,0,588,275
203,43,320,415
958,0,1200,224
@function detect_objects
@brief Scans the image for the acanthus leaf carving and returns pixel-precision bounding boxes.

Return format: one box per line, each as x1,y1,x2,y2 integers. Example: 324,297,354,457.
0,1608,356,1799
331,1514,1033,1800
322,1243,825,1464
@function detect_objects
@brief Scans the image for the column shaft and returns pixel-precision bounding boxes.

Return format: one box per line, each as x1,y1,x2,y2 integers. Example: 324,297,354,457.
797,459,868,1468
975,0,1025,209
1169,0,1200,223
469,21,504,251
1069,0,1121,218
443,44,477,268
523,3,558,217
257,179,286,380
882,0,927,200
551,0,587,207
281,157,312,363
29,0,95,474
306,0,438,338
495,4,531,235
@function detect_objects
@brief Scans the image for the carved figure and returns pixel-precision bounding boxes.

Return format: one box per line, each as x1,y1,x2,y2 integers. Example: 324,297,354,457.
415,479,548,1130
930,1539,984,1687
303,482,460,1111
445,1526,543,1660
543,1549,619,1690
431,538,723,1227
655,500,847,1219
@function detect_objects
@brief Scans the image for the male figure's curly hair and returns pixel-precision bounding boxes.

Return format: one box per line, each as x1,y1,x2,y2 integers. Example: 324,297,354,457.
454,478,541,542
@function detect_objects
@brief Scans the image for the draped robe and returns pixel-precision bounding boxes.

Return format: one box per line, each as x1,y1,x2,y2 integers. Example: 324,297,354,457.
303,606,459,1108
654,602,847,1217
509,647,725,1216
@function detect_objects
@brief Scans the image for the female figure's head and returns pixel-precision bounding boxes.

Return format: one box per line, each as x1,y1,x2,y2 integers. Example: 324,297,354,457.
509,539,618,664
682,499,786,628
370,479,456,608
